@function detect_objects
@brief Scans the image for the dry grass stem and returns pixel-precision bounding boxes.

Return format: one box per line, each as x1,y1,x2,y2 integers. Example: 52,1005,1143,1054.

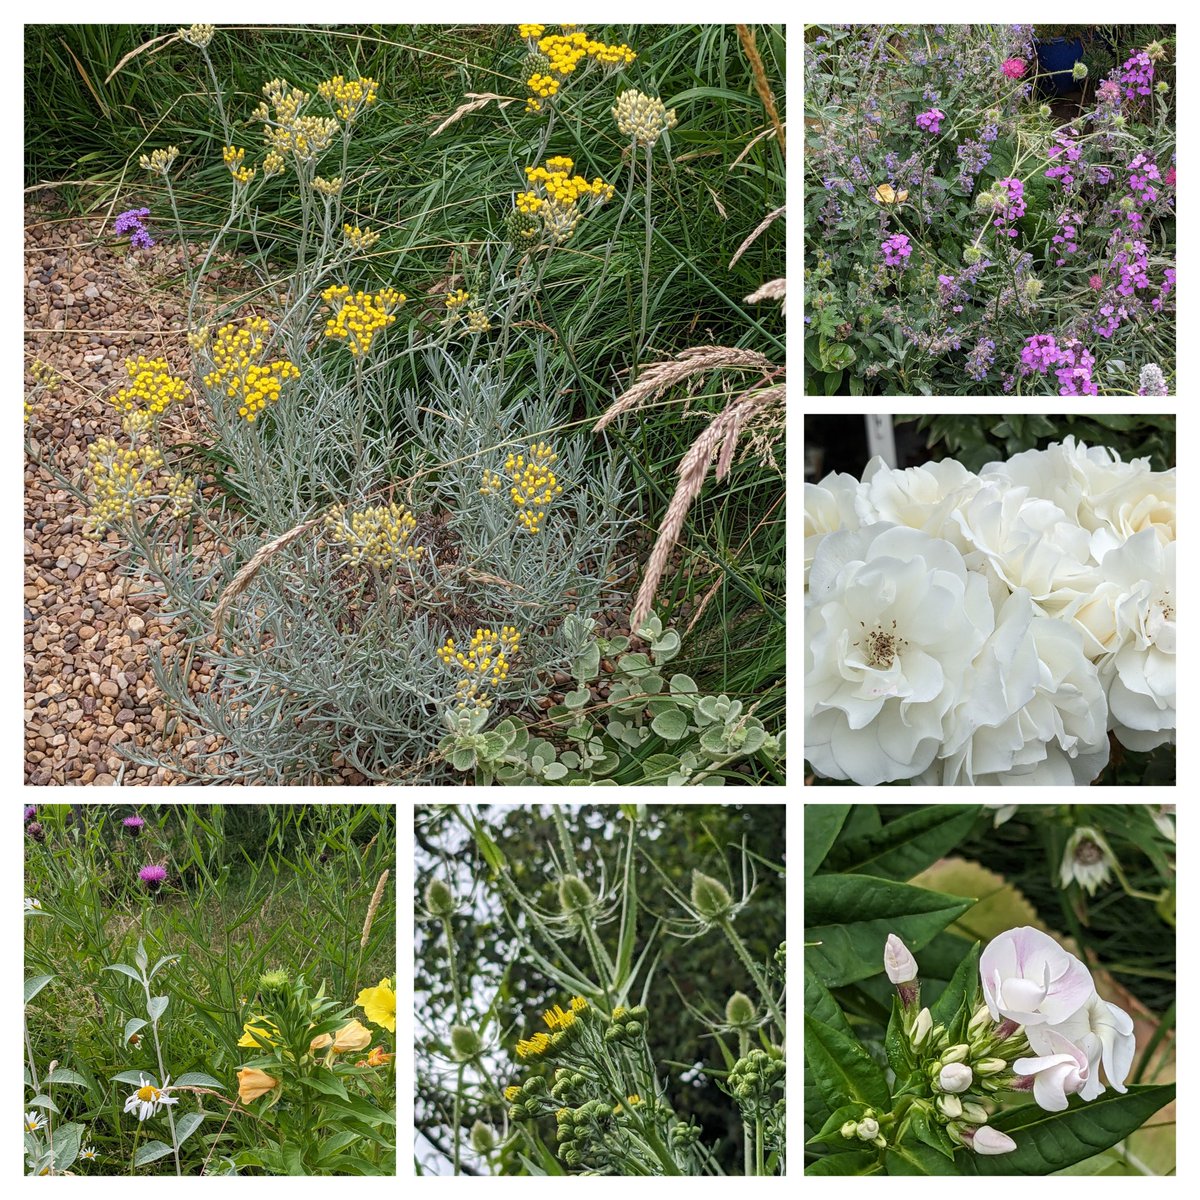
428,92,515,138
744,276,786,314
211,516,321,636
729,205,785,268
735,24,785,154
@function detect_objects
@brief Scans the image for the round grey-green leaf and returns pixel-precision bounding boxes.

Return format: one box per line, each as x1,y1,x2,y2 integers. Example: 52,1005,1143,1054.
650,708,689,742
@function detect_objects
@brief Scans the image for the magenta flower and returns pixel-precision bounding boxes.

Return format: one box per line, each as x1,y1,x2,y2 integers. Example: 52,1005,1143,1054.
1165,165,1176,187
138,864,167,890
1002,57,1027,80
880,233,912,266
24,805,37,821
915,108,945,135
123,814,146,837
1089,274,1103,290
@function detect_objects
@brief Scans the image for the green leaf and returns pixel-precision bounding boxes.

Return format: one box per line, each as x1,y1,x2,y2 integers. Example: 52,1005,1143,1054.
135,939,148,971
804,961,854,1038
805,1150,883,1175
46,1068,88,1087
150,954,182,979
173,1071,225,1089
805,804,850,877
305,1068,350,1101
885,1141,960,1175
29,1093,60,1113
807,1103,867,1152
50,1121,84,1172
134,1139,174,1167
102,963,144,983
823,805,980,880
124,1017,148,1044
908,1106,957,1159
930,940,982,1043
147,995,169,1022
805,874,976,987
967,1084,1176,1175
650,708,689,741
113,1070,159,1087
884,995,913,1078
804,1013,890,1110
24,974,54,1004
174,1111,205,1149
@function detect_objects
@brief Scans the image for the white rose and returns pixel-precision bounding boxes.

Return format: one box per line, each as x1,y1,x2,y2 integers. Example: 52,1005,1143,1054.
922,590,1109,785
805,524,994,784
858,455,981,538
1087,467,1175,561
804,471,861,586
951,480,1093,611
1065,531,1175,749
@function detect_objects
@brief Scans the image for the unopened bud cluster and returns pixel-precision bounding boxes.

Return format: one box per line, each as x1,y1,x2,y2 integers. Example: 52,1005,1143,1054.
604,1004,648,1043
728,1048,784,1119
613,89,678,149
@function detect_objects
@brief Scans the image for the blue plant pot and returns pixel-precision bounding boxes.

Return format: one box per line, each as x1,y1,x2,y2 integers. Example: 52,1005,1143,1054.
1035,36,1085,95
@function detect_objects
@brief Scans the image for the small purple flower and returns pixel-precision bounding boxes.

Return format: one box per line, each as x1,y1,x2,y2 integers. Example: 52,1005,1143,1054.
139,864,168,891
966,337,996,382
26,822,45,843
114,208,150,235
880,233,912,267
123,815,146,836
1020,333,1063,376
24,805,37,822
1118,51,1154,101
915,107,945,135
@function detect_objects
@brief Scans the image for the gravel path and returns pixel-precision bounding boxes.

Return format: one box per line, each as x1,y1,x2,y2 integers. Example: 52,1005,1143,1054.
23,204,223,785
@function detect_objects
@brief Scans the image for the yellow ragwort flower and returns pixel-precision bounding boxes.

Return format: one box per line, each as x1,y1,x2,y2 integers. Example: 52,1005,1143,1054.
515,1031,551,1060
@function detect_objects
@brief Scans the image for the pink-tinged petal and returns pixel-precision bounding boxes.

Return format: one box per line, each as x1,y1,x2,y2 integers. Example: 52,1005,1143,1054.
1031,1063,1072,1112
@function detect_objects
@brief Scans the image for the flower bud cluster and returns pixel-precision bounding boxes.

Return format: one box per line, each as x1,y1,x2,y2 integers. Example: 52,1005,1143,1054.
504,1073,550,1119
727,1048,785,1119
604,1003,648,1043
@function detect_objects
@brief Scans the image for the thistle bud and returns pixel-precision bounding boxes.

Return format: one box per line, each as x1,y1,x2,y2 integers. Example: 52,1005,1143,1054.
1155,80,1168,94
725,991,757,1028
690,871,733,920
1113,114,1126,128
1023,278,1044,301
258,968,289,996
939,1063,974,1094
450,1024,481,1060
1038,104,1052,118
974,1057,1007,1076
470,1120,497,1153
424,878,456,917
1072,61,1089,80
963,245,983,265
558,874,595,913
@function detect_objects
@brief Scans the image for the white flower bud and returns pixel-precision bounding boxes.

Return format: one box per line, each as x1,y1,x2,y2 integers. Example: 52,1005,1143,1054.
942,1043,970,1064
968,1005,992,1034
856,1117,879,1141
961,1102,990,1124
840,1120,858,1139
938,1093,963,1119
970,1125,1018,1155
939,1063,974,1093
884,934,918,984
974,1057,1007,1076
911,1007,932,1046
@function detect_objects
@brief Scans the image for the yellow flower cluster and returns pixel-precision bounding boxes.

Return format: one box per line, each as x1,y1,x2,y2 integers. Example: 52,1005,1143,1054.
517,24,545,40
504,1084,522,1102
139,146,180,176
323,501,426,569
343,223,380,251
312,175,343,196
613,88,678,149
514,158,613,245
526,72,560,103
317,75,379,122
263,152,287,178
321,285,406,357
179,23,215,49
84,437,164,536
445,288,470,310
186,325,210,351
202,316,300,422
502,441,564,532
515,1031,551,1060
110,355,189,418
438,626,521,709
254,79,340,164
543,995,588,1030
523,29,637,111
222,145,256,186
121,409,155,437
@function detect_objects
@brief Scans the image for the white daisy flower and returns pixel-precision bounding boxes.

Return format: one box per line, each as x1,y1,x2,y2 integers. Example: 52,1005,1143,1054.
79,1145,98,1161
122,1074,179,1121
24,898,42,912
25,1110,47,1132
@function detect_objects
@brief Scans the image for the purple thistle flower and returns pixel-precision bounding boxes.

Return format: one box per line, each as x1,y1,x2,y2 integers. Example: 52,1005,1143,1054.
27,822,45,843
24,805,37,821
123,814,146,836
138,864,167,891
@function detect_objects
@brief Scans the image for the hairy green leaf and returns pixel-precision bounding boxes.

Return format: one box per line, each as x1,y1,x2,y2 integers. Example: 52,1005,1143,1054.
134,1139,174,1167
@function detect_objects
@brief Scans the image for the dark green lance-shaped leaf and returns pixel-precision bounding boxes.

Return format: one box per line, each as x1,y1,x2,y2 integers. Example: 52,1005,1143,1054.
930,940,982,1044
804,1013,890,1110
806,874,976,987
806,1150,883,1175
805,804,850,877
824,805,981,880
24,974,54,1004
885,1141,960,1175
134,1140,174,1167
908,1106,957,1160
804,960,854,1038
965,1083,1176,1175
885,995,914,1078
807,1103,868,1152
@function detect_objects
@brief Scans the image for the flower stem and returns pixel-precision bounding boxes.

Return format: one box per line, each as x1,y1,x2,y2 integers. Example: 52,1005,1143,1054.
143,975,181,1177
441,914,463,1025
634,145,654,379
719,918,786,1039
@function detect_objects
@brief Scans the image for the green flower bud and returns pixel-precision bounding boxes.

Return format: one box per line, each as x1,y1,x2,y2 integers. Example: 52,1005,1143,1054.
450,1024,481,1060
725,991,757,1028
258,968,289,995
525,1075,547,1096
1072,61,1089,80
938,1093,963,1119
942,1043,970,1065
974,1058,1006,1076
841,1120,858,1139
558,874,595,913
1113,114,1126,128
425,878,456,917
1023,278,1044,301
960,1102,989,1124
690,870,734,920
1038,104,1052,118
470,1120,497,1153
968,1005,992,1034
963,245,983,265
628,1005,649,1022
873,1134,887,1149
1156,80,1169,94
974,189,998,212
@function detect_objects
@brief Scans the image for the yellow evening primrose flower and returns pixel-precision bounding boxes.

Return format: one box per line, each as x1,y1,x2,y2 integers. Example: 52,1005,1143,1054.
237,1016,280,1048
356,977,396,1033
237,1067,280,1103
332,1018,373,1053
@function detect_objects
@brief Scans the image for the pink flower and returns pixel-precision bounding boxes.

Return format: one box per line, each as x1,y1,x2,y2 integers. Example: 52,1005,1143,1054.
1165,165,1176,187
1002,57,1027,80
1089,274,1103,290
